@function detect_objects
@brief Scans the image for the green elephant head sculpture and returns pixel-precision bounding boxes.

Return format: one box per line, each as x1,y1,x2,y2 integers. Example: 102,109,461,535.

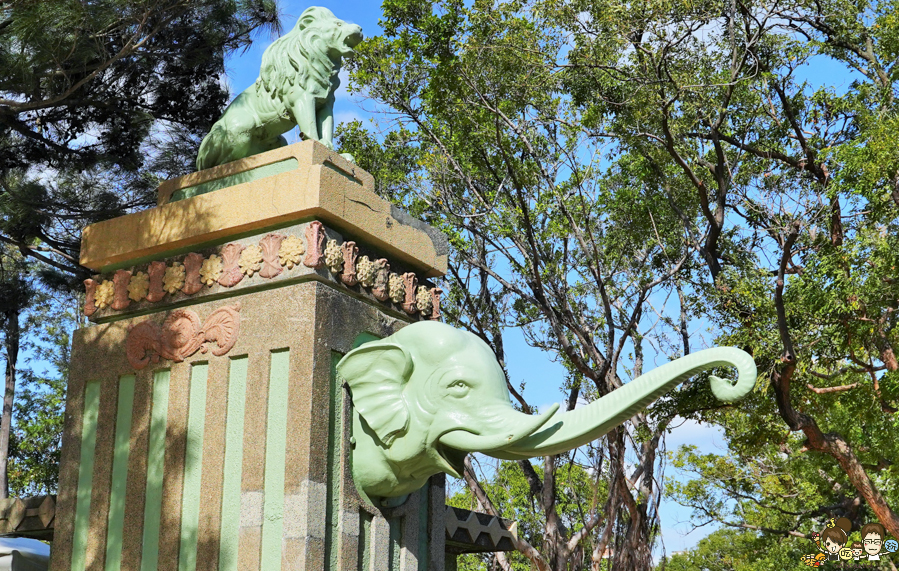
337,321,756,504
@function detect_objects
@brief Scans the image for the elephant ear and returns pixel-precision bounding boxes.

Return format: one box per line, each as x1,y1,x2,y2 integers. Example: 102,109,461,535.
337,343,411,446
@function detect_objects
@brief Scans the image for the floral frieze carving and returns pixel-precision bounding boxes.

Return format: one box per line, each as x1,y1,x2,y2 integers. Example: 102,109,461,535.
83,221,444,322
125,304,241,370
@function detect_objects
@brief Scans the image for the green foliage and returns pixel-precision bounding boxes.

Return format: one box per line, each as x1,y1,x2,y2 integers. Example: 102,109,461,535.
447,460,605,570
658,528,808,571
0,0,280,171
343,0,899,566
7,291,79,497
9,374,65,497
0,0,281,281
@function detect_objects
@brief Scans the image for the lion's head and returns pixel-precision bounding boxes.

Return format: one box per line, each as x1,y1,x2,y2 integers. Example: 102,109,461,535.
259,6,363,97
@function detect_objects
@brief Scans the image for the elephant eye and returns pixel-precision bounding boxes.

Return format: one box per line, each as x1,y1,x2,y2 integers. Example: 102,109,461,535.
449,380,469,391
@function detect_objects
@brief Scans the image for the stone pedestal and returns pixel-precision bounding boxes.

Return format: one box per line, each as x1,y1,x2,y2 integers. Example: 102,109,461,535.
50,142,452,571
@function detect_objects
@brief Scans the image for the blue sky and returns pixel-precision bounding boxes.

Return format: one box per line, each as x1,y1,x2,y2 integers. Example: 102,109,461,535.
220,0,862,559
220,0,736,557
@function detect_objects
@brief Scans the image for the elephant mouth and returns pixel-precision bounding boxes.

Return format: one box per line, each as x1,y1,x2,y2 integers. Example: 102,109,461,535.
434,402,561,475
434,443,469,479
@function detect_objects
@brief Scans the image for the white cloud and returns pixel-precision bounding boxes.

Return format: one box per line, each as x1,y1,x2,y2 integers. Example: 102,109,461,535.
335,110,363,126
665,417,727,453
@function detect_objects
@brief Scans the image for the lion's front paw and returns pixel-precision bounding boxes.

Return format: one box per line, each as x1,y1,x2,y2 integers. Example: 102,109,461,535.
339,152,355,163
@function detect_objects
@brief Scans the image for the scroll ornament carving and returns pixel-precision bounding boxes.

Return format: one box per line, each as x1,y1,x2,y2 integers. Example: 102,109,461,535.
259,234,285,278
402,272,418,314
279,235,305,270
430,287,443,320
340,241,359,286
304,220,326,268
125,304,241,370
372,259,390,301
147,261,166,303
218,243,245,287
325,239,344,274
83,279,98,317
112,270,132,311
182,253,204,295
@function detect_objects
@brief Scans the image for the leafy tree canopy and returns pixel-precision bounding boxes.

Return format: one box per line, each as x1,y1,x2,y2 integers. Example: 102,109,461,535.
339,0,899,568
0,0,280,279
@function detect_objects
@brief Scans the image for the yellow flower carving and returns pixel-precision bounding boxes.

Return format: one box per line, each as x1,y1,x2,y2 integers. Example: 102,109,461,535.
200,255,223,286
357,256,375,288
95,280,114,309
163,263,185,294
388,273,404,303
239,244,263,276
279,235,305,269
415,285,433,314
128,271,149,302
324,239,343,274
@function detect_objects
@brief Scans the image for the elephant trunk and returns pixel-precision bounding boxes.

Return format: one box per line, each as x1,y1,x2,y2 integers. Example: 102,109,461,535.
487,347,757,460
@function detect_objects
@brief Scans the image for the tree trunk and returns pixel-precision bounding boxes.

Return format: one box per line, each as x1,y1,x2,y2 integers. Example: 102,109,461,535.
0,306,20,499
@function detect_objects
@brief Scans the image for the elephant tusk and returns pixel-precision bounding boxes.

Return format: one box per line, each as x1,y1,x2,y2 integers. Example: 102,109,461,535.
438,402,561,453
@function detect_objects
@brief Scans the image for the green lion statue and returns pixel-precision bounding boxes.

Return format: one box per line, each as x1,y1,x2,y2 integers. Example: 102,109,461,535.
196,6,363,170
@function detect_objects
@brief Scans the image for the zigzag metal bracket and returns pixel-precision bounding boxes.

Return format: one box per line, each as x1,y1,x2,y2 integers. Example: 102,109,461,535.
444,506,518,554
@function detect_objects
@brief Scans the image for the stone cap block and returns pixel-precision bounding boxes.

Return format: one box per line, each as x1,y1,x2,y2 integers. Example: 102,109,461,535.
80,141,448,277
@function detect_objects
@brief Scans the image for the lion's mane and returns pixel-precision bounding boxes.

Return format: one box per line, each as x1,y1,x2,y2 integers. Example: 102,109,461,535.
258,8,337,99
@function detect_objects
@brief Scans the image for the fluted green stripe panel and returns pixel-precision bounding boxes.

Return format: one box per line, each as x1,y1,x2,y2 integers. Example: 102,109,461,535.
141,370,170,571
326,352,342,570
261,350,290,571
71,381,101,571
178,363,208,571
218,357,248,571
105,375,136,571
